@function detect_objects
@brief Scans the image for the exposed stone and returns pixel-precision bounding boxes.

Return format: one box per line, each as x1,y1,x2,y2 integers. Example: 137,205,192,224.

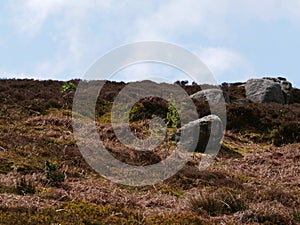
245,77,293,104
173,115,223,153
263,77,293,103
190,89,230,104
281,80,293,104
245,79,285,104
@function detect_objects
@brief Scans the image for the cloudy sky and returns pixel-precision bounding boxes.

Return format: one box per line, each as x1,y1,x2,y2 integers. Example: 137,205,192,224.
0,0,299,87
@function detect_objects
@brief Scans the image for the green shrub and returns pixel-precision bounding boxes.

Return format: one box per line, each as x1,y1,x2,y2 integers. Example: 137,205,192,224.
45,161,65,184
15,177,35,195
61,82,76,92
166,102,180,129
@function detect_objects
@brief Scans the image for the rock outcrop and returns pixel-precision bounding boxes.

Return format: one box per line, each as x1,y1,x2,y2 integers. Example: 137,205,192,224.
190,89,230,104
245,77,293,104
173,115,223,153
281,80,293,104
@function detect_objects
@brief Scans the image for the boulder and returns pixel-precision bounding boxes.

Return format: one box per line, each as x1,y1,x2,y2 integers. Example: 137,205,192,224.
245,79,285,104
190,89,230,104
255,77,293,104
173,115,223,153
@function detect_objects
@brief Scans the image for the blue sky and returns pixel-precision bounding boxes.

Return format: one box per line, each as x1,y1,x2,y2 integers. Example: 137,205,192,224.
0,0,299,87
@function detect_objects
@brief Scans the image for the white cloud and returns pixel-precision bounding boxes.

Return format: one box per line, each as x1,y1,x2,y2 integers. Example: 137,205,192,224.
11,0,67,35
130,0,230,41
231,0,300,23
195,47,255,83
9,0,115,77
11,0,114,34
5,0,300,82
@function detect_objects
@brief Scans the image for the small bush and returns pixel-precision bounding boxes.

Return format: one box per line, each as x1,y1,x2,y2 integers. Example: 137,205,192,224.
60,82,76,92
45,161,65,185
166,102,180,128
15,177,35,195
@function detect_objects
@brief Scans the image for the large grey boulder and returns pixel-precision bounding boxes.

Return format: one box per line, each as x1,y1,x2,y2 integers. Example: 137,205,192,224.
173,115,223,153
190,89,230,104
245,79,285,104
263,77,293,103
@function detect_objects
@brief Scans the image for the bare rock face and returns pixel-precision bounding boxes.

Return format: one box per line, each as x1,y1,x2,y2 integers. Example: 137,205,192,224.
245,78,293,104
190,89,230,104
263,77,293,103
173,115,223,153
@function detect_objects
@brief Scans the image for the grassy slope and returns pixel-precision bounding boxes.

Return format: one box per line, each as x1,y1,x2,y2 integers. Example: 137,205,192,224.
0,79,299,224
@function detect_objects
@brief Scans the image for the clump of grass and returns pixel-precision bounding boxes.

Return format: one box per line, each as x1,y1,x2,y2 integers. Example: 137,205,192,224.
45,161,65,185
15,176,36,195
189,189,247,216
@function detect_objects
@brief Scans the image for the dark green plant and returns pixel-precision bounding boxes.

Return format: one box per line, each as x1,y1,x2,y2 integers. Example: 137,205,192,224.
15,177,35,195
166,102,180,129
61,82,76,92
45,161,65,184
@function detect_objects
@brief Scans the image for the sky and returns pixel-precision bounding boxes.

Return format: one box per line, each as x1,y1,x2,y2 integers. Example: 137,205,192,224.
0,0,299,87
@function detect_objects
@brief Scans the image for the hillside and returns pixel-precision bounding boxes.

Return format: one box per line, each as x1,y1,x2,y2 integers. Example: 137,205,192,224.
0,78,299,224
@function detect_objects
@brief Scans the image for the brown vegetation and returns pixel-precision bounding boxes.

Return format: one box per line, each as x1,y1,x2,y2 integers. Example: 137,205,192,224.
0,79,299,224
